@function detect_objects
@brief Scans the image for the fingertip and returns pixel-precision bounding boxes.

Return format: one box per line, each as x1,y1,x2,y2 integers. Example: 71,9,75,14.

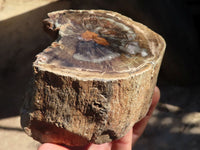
111,128,133,150
113,128,133,145
87,143,111,150
147,86,160,116
38,143,69,150
132,86,161,145
152,86,160,105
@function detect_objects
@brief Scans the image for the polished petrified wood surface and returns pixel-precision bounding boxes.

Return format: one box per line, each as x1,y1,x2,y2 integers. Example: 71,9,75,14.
21,10,165,146
37,10,159,78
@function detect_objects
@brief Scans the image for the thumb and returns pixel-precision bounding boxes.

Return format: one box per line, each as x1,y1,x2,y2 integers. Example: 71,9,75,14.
132,86,160,145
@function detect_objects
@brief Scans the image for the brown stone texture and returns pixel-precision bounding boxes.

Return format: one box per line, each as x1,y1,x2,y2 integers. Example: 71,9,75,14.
20,10,166,146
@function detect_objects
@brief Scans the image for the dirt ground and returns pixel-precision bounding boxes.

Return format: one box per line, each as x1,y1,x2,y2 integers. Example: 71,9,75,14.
0,86,200,150
134,86,200,150
0,116,40,150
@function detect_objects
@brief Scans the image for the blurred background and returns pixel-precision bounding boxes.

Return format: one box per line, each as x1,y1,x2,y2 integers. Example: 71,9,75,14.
0,0,199,149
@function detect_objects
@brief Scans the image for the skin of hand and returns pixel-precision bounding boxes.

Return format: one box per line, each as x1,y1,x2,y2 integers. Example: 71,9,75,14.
38,86,160,150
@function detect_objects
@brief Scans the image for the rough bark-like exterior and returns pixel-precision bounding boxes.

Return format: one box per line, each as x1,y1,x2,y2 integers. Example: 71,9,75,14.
21,10,166,146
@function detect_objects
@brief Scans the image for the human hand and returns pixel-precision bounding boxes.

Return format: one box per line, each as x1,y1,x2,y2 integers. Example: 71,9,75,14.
38,86,160,150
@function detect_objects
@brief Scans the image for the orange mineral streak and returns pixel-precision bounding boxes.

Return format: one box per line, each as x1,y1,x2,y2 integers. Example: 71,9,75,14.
81,30,109,46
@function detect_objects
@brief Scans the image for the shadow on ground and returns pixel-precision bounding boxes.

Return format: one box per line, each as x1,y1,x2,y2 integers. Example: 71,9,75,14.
134,85,200,150
0,0,70,118
0,125,23,132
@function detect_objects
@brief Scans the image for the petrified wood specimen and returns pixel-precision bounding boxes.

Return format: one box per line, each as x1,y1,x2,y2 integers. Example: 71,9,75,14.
20,10,166,146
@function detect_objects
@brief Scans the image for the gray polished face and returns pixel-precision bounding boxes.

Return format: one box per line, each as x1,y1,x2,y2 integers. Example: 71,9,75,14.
53,11,148,63
37,10,151,72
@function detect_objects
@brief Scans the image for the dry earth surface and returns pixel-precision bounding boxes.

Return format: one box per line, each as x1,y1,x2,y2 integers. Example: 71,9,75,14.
0,0,199,150
134,86,200,150
0,86,200,150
